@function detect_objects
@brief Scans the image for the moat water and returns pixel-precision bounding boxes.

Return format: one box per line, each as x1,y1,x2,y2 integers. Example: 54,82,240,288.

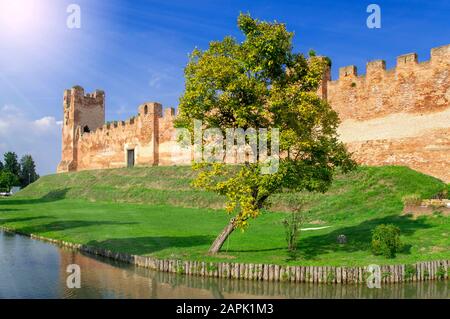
0,230,448,299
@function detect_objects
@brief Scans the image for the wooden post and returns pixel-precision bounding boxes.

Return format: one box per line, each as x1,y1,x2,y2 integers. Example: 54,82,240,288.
428,261,432,280
300,266,305,283
239,263,245,280
263,264,269,281
348,267,353,284
290,266,296,283
279,266,286,282
416,263,420,281
258,264,264,281
234,263,239,279
274,265,280,282
268,265,275,281
444,260,449,280
295,266,301,283
307,267,312,283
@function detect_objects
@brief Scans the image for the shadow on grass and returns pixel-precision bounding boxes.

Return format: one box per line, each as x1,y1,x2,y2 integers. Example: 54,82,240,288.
225,246,286,253
2,219,137,235
87,235,214,255
295,214,429,260
0,216,53,224
0,208,24,213
226,214,430,260
0,189,70,206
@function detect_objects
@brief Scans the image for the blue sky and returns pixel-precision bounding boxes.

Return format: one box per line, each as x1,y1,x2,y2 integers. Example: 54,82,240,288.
0,0,449,175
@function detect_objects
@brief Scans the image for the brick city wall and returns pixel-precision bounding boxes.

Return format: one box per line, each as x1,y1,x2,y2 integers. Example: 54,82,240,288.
57,44,450,182
328,44,450,182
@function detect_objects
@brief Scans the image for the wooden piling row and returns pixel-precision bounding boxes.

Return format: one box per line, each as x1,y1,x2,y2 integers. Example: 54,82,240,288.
1,226,448,285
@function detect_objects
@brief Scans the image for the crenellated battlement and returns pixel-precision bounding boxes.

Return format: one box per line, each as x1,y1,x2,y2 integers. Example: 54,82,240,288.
332,44,450,84
78,102,176,143
63,86,105,110
327,44,450,121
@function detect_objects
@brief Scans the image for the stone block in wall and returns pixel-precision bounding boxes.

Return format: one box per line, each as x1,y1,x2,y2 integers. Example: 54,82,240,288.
431,44,450,63
164,107,175,117
339,65,357,78
138,102,163,117
396,53,418,69
366,59,386,75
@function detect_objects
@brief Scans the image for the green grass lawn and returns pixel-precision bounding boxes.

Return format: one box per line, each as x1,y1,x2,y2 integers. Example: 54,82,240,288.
0,165,448,266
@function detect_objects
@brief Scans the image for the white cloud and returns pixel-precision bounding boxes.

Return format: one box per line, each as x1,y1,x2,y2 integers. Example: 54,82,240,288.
33,116,62,132
0,105,61,176
147,66,175,89
149,74,163,88
1,104,22,114
115,105,129,115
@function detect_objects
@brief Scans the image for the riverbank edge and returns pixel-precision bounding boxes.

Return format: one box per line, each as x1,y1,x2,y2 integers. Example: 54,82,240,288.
1,226,448,285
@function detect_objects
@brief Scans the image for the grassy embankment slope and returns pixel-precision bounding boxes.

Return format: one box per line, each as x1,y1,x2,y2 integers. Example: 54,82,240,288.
0,166,448,266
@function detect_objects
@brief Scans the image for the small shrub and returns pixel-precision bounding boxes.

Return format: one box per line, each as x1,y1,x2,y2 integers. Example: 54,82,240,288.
433,189,447,199
436,266,446,280
282,209,306,252
381,271,391,279
371,224,403,258
402,194,422,206
281,271,290,281
206,264,218,272
326,272,336,284
176,264,184,275
404,264,416,280
432,210,443,217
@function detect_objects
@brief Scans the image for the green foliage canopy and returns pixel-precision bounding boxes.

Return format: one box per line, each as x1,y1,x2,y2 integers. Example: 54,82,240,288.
176,14,354,230
19,154,39,187
0,170,20,192
3,151,20,176
371,224,403,258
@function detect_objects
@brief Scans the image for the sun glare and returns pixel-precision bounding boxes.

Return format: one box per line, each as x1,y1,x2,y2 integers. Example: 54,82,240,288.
0,0,42,35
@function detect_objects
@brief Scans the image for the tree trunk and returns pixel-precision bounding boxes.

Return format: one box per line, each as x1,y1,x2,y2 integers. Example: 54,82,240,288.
208,218,236,254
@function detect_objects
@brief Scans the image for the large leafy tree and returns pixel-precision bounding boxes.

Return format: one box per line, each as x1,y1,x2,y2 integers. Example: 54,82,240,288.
3,151,20,176
19,154,39,187
175,14,355,254
0,159,3,172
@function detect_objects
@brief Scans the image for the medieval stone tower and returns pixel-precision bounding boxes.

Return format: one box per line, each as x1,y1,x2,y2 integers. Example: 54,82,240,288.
57,86,105,173
57,85,177,173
